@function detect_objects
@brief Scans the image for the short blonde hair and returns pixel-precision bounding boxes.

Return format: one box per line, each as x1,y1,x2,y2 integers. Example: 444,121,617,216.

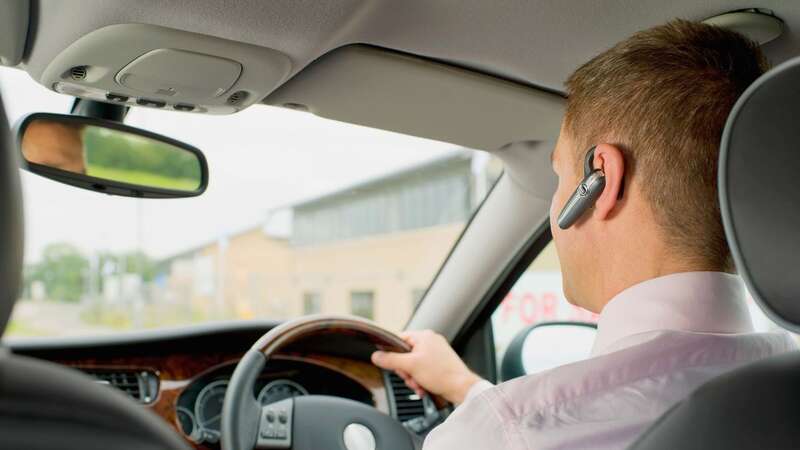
564,19,768,271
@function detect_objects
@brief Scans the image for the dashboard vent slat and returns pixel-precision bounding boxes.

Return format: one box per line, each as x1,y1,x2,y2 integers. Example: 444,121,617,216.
387,372,425,422
81,369,158,404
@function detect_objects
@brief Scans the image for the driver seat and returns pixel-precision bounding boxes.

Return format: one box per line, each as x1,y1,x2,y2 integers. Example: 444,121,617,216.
628,55,800,449
0,96,190,450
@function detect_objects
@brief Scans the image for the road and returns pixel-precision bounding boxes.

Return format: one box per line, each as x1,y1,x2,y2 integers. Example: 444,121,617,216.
8,299,118,337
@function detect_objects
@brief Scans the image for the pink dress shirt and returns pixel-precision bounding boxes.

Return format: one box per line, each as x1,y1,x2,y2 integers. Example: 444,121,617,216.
423,272,796,450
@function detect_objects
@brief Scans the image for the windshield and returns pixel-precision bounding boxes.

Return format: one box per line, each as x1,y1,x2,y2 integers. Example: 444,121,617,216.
2,67,501,337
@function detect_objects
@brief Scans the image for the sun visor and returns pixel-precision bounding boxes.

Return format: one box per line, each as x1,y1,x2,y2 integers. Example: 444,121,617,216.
496,141,557,200
0,0,29,66
265,45,564,152
37,24,291,114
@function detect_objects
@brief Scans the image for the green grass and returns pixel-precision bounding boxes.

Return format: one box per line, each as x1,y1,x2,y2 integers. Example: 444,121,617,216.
6,319,46,336
80,304,132,330
81,302,220,331
86,165,200,191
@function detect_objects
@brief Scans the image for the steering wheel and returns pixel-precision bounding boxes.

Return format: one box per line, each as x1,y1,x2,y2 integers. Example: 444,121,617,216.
221,315,427,450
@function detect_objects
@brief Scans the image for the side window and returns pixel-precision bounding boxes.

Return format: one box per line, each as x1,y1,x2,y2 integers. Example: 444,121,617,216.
350,291,375,319
490,242,598,377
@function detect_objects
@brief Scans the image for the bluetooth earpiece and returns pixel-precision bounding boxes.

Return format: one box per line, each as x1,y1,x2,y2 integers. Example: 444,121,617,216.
557,146,606,229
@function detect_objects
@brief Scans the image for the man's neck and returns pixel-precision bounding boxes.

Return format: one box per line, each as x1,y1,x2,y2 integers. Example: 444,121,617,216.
587,226,724,313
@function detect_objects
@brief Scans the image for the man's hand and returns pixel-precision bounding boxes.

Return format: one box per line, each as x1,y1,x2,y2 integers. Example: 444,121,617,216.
371,329,482,405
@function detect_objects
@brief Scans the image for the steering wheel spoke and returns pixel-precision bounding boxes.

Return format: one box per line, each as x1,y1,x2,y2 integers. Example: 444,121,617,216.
255,398,294,449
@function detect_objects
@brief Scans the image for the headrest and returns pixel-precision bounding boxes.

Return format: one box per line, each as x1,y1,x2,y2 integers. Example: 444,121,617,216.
0,95,24,336
720,56,800,333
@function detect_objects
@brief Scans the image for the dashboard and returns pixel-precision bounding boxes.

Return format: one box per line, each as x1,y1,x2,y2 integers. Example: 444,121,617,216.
176,359,373,446
8,321,445,450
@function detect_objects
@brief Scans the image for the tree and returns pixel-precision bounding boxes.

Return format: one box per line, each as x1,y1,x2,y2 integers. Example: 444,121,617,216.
26,243,89,302
24,244,159,303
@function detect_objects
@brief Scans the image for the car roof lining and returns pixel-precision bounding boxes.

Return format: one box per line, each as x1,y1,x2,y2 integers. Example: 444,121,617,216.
13,2,800,151
14,2,800,154
18,1,800,95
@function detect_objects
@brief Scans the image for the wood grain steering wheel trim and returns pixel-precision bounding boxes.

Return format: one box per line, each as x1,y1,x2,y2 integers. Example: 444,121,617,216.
251,314,448,410
252,314,412,356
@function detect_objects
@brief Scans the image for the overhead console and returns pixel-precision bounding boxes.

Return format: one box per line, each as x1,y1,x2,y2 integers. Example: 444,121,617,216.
37,24,291,114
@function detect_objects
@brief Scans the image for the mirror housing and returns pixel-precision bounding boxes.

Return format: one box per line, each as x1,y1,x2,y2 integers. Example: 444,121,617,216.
15,112,208,198
500,321,597,381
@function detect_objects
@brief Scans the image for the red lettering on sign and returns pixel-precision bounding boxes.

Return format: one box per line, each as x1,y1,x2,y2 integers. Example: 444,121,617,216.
496,289,599,325
520,292,537,324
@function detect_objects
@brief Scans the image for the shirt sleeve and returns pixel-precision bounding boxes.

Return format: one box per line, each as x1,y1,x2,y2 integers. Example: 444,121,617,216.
423,382,515,450
460,379,494,406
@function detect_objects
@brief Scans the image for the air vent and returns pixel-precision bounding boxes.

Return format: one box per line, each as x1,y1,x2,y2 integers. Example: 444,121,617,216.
81,369,159,403
227,90,248,105
69,66,87,81
386,372,425,422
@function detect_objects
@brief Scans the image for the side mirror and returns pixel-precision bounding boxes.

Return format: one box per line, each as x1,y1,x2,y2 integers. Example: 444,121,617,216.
500,321,597,381
16,112,208,198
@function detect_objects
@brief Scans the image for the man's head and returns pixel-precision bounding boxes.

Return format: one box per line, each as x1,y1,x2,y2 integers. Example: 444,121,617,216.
549,19,768,312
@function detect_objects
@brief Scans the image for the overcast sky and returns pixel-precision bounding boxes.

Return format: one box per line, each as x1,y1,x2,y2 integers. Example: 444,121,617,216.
0,67,463,262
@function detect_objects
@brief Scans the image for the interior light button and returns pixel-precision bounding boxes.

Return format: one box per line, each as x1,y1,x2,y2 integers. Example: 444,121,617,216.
136,98,166,108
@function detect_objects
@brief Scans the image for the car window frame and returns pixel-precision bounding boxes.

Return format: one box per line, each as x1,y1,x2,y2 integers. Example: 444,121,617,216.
450,219,552,351
402,168,505,326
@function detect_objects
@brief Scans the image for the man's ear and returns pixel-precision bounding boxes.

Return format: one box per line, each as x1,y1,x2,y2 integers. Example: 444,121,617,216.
592,143,625,220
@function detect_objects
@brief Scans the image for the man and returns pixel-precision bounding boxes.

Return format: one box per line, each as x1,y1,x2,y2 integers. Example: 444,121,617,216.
372,20,796,450
22,119,87,174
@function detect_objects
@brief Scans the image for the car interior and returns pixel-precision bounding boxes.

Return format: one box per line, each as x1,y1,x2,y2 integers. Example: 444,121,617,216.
0,2,798,450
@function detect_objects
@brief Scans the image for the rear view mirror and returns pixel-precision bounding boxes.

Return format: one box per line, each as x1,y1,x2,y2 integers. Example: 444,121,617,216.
500,321,597,381
16,113,207,198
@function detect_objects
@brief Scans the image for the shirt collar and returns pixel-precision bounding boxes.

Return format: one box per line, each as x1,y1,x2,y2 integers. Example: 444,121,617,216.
590,271,754,356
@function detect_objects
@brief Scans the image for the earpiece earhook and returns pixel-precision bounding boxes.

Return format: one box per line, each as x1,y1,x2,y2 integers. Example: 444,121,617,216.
584,146,599,175
556,146,607,230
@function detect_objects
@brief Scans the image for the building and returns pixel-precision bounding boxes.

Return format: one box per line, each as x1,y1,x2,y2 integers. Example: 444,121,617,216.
159,151,502,330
